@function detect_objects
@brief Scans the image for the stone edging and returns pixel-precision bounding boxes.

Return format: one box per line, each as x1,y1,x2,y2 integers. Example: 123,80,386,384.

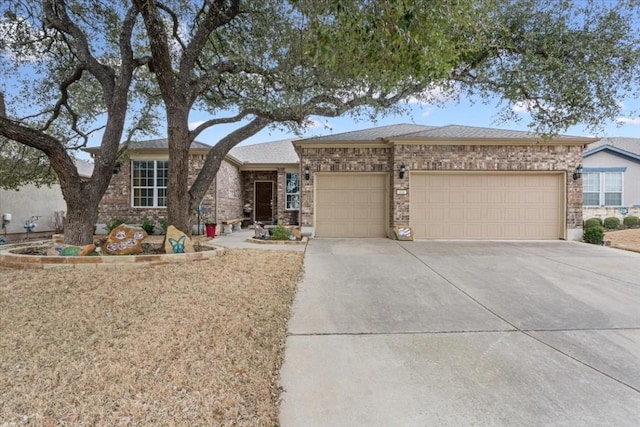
0,241,225,269
244,237,308,245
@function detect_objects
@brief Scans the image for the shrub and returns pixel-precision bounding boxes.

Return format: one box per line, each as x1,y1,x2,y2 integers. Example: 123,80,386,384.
140,217,156,235
105,217,127,232
159,219,169,234
603,216,621,230
623,215,640,228
271,222,291,240
583,226,605,244
583,217,602,228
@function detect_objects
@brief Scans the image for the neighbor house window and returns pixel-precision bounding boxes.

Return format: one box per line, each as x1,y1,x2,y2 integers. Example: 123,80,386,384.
132,160,169,207
582,170,623,206
285,172,300,210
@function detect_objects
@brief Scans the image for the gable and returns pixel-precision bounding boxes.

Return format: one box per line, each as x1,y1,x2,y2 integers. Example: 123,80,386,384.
583,145,640,163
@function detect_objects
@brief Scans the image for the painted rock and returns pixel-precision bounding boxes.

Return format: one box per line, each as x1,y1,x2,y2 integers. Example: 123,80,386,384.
292,228,302,240
164,225,195,254
102,224,147,255
48,243,96,256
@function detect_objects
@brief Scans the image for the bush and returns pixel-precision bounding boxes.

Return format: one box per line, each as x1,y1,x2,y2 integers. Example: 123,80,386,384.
159,219,169,234
140,217,156,235
105,217,127,232
603,216,621,230
623,215,640,228
271,222,291,240
583,217,602,228
583,226,605,244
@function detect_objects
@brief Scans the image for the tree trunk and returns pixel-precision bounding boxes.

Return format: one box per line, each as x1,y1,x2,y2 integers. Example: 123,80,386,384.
166,107,193,235
64,195,99,245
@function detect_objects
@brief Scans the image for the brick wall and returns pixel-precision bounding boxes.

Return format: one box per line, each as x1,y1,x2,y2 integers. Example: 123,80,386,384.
215,160,243,222
298,143,584,234
98,156,233,229
298,146,392,227
392,144,584,230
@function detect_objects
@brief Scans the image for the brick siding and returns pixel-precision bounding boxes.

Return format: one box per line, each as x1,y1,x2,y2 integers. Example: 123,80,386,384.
298,143,584,233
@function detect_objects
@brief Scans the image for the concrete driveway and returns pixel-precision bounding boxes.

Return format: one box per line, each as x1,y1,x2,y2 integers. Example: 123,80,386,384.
279,239,640,426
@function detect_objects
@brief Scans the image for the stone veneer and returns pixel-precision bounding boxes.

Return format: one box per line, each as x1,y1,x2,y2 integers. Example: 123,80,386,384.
298,143,584,238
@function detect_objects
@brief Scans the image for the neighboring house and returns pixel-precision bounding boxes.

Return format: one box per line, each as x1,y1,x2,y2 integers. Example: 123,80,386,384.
0,158,94,239
85,138,301,232
583,137,640,220
294,124,593,240
88,124,594,240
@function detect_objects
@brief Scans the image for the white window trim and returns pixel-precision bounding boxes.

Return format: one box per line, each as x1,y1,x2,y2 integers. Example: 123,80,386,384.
131,160,168,208
285,171,300,211
583,170,624,207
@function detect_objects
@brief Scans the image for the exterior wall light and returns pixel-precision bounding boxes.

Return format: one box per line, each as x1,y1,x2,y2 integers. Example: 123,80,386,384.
304,165,310,181
399,163,406,179
572,164,583,181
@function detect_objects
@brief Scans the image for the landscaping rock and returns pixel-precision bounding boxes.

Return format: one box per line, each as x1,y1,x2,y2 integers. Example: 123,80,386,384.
292,228,302,240
164,225,195,254
48,243,96,256
102,224,147,255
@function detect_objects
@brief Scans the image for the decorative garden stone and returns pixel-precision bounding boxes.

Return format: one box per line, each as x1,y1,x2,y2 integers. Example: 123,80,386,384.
164,225,195,254
102,224,147,255
48,243,96,256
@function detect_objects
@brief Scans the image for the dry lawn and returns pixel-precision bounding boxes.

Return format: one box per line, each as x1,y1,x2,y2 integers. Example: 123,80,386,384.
0,249,303,426
605,228,640,252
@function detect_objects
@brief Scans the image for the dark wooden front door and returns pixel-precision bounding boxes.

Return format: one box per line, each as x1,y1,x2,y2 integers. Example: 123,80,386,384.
254,181,273,222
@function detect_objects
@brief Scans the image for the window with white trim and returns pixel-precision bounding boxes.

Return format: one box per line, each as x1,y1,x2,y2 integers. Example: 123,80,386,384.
132,160,169,207
285,172,300,210
582,171,623,206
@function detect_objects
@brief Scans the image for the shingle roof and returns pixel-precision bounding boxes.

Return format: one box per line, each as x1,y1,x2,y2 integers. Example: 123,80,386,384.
301,123,436,141
396,124,544,139
584,137,640,157
229,138,299,164
299,123,592,143
126,138,211,150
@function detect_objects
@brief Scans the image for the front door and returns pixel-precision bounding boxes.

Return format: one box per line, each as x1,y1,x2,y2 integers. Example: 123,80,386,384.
254,181,274,222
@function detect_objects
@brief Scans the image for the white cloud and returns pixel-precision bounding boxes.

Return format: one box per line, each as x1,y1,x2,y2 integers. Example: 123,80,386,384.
304,118,333,131
616,116,640,125
512,100,535,114
188,120,206,130
421,108,433,117
405,84,455,105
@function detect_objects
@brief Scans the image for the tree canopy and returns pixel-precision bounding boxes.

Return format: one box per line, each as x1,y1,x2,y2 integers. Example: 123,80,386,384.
1,0,640,243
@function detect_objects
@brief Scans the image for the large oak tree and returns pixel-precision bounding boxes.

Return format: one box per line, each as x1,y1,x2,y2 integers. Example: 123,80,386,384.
1,0,639,244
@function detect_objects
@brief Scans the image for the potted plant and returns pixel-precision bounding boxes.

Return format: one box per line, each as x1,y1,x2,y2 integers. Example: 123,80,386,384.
204,217,217,238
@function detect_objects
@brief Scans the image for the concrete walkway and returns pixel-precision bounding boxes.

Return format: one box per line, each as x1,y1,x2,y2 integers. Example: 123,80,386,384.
206,229,307,251
279,239,640,426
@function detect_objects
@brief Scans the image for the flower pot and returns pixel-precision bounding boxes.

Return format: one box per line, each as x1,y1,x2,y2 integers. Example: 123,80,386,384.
205,223,217,238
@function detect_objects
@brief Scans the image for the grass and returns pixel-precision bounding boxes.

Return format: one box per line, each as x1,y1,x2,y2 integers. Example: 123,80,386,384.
0,249,303,426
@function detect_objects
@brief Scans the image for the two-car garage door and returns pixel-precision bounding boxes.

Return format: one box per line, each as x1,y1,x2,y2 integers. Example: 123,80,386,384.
410,173,563,239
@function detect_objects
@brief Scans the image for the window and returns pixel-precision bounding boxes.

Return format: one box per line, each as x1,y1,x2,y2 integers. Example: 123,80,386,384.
582,170,623,206
132,160,169,207
285,172,300,210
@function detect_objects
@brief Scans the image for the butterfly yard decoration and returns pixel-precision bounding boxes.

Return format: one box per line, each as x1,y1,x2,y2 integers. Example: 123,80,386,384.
168,235,186,253
163,225,195,254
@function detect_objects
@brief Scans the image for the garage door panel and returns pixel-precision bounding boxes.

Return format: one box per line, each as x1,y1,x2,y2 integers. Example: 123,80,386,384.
411,173,562,240
316,174,387,238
